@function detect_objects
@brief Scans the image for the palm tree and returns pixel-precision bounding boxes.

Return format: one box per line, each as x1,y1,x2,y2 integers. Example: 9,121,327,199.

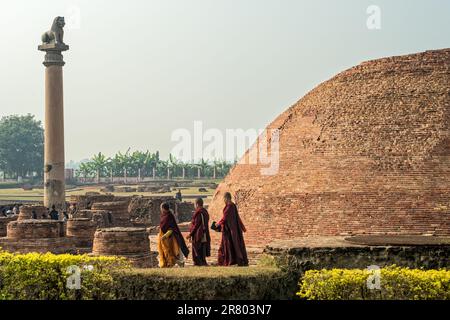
91,152,109,182
77,162,94,181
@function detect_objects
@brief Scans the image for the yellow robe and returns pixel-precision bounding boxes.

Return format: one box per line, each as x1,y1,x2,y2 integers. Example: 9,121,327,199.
157,230,182,268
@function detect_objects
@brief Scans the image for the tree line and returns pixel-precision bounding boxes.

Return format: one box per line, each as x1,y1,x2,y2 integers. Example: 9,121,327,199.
0,114,236,182
76,150,235,180
0,114,44,180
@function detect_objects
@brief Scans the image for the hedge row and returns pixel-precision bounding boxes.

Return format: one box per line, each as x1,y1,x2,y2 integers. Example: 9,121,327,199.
0,252,130,300
0,252,290,300
298,266,450,300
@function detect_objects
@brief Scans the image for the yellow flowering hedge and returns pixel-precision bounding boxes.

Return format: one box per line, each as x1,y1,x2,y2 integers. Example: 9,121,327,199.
298,266,450,300
0,251,130,300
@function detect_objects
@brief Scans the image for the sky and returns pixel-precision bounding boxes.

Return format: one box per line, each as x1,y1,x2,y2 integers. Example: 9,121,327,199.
0,0,449,163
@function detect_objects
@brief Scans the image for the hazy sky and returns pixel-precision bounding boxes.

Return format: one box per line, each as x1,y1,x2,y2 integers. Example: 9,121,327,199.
0,0,449,162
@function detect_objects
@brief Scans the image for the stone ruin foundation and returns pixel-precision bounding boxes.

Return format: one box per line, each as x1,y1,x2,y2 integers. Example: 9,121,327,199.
0,216,18,237
69,193,115,210
92,227,153,267
91,201,131,227
66,218,97,252
17,205,48,220
0,220,75,254
74,209,113,228
0,195,195,266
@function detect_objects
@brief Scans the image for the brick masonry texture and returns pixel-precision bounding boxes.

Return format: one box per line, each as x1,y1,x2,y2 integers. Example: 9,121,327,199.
92,227,153,267
91,201,131,227
0,216,17,237
209,49,450,247
17,205,47,221
66,218,97,248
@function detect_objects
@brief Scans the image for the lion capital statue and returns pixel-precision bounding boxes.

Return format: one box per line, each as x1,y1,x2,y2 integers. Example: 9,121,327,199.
41,16,66,45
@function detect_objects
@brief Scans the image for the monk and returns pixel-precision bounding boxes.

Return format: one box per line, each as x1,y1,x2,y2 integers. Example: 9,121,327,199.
186,198,211,266
158,202,189,267
212,192,248,266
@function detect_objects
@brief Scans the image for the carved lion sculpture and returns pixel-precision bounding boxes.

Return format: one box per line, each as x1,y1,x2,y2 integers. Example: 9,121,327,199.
41,16,66,45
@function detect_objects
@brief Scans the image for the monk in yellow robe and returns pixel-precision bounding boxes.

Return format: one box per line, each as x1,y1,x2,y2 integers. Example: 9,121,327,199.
157,202,189,267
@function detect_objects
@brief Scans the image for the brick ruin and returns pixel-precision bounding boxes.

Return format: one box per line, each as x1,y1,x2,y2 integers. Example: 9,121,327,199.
0,205,75,254
0,193,194,266
66,218,97,252
209,49,450,247
92,227,152,267
91,201,131,227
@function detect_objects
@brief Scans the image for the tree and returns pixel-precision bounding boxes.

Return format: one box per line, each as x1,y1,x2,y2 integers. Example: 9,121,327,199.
0,114,44,179
91,152,109,180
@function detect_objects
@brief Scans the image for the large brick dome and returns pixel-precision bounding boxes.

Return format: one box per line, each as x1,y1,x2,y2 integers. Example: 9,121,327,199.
209,49,450,246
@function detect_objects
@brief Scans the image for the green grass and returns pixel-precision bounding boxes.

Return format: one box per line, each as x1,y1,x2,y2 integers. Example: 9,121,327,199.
128,266,279,278
0,185,216,202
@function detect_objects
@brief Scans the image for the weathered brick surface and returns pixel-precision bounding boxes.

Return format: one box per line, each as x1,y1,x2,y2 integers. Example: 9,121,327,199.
7,220,64,239
0,216,17,237
75,209,113,228
175,201,195,223
209,49,450,247
69,194,115,210
91,201,131,227
17,205,47,220
0,219,75,254
92,227,152,267
67,218,97,248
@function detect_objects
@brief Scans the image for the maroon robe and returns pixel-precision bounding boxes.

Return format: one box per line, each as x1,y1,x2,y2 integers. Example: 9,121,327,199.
189,207,211,266
217,203,248,266
160,210,189,258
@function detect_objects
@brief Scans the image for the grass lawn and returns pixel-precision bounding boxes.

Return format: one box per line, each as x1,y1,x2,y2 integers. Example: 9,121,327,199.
128,266,279,278
0,184,216,203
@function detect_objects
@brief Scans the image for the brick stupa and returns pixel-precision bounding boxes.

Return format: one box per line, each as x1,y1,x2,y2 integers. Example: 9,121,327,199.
209,49,450,246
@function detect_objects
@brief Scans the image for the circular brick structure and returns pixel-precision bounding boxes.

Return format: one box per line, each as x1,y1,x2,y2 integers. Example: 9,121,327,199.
92,227,152,267
67,218,97,249
91,201,130,227
0,216,18,237
17,205,48,220
7,220,62,239
0,219,75,254
209,49,450,246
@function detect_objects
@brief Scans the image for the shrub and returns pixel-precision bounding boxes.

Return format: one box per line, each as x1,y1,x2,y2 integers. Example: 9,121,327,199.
0,251,293,300
0,251,130,300
298,266,450,300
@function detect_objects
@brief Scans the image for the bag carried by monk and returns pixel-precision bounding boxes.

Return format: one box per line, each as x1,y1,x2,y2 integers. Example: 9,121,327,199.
200,211,208,243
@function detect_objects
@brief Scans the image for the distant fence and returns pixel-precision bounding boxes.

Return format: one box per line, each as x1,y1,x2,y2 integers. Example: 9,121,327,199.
73,176,212,184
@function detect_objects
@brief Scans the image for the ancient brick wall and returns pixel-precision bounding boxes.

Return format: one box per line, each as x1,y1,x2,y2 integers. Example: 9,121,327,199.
209,49,450,247
175,201,195,223
91,201,131,227
67,218,97,248
92,227,152,267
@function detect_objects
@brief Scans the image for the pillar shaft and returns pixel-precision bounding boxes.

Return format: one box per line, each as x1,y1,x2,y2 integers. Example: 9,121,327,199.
39,41,69,210
44,65,65,209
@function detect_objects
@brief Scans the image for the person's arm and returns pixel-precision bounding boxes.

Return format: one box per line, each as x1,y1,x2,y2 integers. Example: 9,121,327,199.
217,205,232,227
238,215,247,232
189,212,202,238
161,229,173,240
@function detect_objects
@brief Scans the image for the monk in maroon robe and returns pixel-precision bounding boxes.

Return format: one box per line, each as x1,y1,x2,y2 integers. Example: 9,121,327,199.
212,192,248,266
186,198,211,266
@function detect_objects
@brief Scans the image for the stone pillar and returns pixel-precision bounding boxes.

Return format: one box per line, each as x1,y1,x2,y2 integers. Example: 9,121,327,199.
38,42,69,211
